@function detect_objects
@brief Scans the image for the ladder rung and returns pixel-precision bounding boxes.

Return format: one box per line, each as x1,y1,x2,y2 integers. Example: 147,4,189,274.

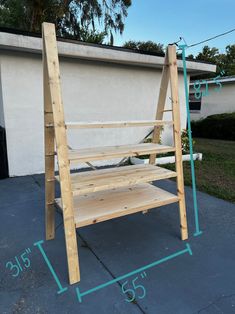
65,120,173,129
45,123,54,128
46,201,55,206
161,109,173,112
46,178,55,182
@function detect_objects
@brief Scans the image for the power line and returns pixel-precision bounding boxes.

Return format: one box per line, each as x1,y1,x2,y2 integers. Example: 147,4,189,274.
187,27,235,48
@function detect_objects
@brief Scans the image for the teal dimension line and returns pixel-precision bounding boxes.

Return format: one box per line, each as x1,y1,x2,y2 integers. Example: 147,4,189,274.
76,243,193,303
34,240,68,295
179,44,202,237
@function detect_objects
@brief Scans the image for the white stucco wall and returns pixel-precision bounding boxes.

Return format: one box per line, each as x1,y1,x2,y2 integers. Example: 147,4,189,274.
0,51,189,176
190,82,235,121
0,30,216,177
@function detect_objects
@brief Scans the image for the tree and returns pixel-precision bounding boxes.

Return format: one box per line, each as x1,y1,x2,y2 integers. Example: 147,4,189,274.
187,54,194,60
123,40,164,54
190,44,235,78
222,44,235,75
0,0,132,44
195,45,220,64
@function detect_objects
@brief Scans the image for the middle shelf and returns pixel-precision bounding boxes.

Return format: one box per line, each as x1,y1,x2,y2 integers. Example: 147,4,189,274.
56,164,177,196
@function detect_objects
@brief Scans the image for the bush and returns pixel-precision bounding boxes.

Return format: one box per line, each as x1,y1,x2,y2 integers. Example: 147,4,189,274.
191,112,235,141
181,129,195,153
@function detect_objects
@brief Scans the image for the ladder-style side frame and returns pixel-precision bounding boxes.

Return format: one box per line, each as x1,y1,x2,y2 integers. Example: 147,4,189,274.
149,46,188,240
168,45,188,240
43,22,80,284
43,28,55,241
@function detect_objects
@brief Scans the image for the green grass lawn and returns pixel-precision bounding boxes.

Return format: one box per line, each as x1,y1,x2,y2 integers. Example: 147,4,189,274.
163,138,235,203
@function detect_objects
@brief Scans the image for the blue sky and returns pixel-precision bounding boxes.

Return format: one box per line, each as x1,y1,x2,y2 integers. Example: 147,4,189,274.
114,0,235,56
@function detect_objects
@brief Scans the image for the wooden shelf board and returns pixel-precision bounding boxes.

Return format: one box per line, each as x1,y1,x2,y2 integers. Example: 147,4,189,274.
56,164,177,196
65,120,173,129
55,183,179,228
68,143,175,163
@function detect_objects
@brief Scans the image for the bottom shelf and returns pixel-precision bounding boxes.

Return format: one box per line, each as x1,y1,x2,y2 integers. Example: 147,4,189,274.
55,183,179,228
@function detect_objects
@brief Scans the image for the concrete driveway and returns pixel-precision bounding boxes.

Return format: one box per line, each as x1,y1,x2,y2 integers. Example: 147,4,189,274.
1,173,235,314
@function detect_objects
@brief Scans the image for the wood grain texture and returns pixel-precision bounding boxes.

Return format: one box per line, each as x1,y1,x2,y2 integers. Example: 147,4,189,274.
68,143,175,163
55,183,179,228
43,34,55,241
56,164,177,195
43,22,80,284
149,51,170,164
168,45,188,240
65,120,173,129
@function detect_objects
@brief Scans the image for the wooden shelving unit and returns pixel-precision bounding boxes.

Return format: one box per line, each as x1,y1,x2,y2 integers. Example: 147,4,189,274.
42,22,188,285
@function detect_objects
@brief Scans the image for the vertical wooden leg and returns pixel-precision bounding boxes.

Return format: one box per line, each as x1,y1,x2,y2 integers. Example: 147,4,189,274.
44,53,55,240
45,151,55,240
178,186,188,240
168,45,188,240
174,131,188,240
63,214,80,284
45,199,55,240
43,22,80,283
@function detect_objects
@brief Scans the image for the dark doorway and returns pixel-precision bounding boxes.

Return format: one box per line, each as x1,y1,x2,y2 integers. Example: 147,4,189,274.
0,126,9,178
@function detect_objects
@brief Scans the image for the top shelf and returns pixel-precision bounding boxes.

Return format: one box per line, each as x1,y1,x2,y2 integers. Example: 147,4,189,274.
65,120,173,129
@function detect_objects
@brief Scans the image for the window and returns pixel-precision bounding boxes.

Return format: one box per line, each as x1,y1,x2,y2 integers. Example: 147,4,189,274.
189,93,201,111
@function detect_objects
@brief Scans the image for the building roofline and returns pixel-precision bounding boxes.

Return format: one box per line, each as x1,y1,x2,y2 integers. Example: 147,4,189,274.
0,27,216,75
0,26,166,57
190,75,235,85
